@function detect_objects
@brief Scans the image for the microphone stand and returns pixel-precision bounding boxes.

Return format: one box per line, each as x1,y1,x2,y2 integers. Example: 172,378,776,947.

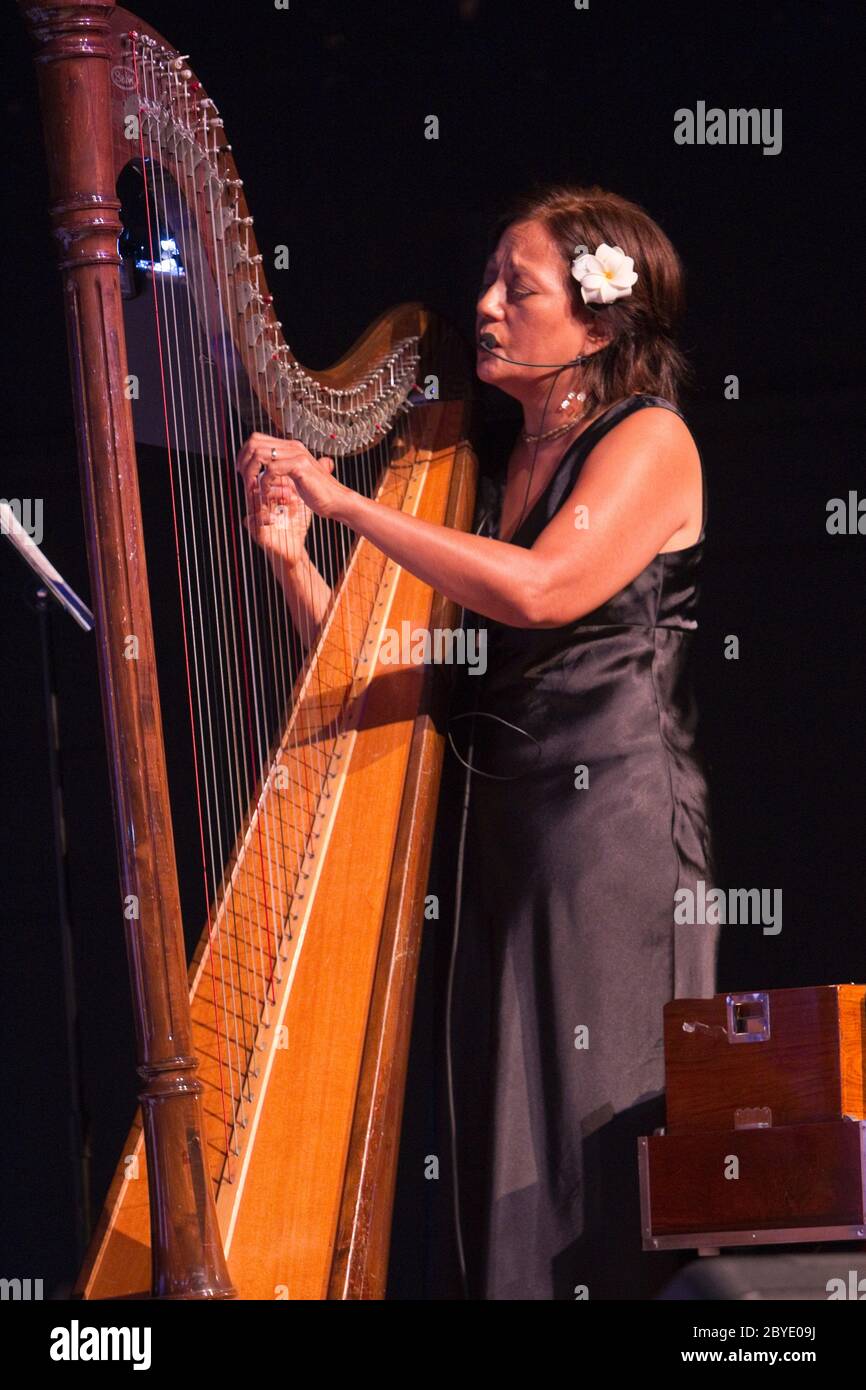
2,503,94,1260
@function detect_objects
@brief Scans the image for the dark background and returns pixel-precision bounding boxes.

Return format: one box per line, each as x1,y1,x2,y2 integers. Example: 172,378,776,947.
1,0,864,1298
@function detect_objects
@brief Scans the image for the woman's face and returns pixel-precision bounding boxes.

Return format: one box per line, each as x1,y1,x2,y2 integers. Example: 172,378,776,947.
475,218,608,398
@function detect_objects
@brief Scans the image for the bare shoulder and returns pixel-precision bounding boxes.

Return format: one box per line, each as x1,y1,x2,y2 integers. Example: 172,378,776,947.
593,399,696,455
581,399,703,550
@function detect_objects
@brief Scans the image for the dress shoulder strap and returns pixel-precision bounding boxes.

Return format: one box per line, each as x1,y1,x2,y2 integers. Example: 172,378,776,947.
575,393,684,449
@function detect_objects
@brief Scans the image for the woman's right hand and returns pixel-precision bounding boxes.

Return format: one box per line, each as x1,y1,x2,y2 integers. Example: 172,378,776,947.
243,456,334,568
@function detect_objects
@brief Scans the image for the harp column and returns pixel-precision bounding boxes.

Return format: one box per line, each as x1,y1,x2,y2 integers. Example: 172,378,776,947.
18,0,235,1298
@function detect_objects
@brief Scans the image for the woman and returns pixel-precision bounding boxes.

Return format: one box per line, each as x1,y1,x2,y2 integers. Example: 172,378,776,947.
237,184,720,1300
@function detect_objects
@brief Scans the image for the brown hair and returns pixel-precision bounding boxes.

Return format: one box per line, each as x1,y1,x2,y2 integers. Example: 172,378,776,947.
487,183,692,417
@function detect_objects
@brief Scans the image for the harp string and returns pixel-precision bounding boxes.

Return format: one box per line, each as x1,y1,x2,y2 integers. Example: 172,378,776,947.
166,67,287,1141
142,45,278,1162
134,43,239,1166
131,36,413,1182
165,70,273,1136
190,102,290,1017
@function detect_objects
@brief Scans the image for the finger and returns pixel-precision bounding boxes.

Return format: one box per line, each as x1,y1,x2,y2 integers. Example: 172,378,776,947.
263,475,300,499
236,435,260,474
243,451,284,494
241,462,263,496
258,458,295,480
247,486,276,523
262,487,301,509
242,442,311,494
239,440,266,477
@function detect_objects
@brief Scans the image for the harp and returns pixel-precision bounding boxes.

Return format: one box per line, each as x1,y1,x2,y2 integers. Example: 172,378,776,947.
19,0,476,1299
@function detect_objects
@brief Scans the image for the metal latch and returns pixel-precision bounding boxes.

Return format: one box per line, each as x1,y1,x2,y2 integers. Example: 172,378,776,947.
726,990,771,1043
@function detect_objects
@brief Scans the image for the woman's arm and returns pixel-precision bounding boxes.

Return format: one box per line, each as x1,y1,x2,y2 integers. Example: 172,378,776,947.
264,547,332,637
237,434,538,627
337,491,539,626
238,411,694,629
241,469,333,643
332,408,694,626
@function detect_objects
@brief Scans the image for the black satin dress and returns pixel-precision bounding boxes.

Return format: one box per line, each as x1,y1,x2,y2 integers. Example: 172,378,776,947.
442,393,720,1301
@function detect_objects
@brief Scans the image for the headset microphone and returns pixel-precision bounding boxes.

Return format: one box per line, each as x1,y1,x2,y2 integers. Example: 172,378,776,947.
476,328,607,549
477,332,593,368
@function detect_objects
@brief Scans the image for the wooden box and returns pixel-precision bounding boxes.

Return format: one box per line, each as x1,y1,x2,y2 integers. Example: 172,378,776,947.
640,1118,866,1248
662,984,866,1134
639,985,866,1250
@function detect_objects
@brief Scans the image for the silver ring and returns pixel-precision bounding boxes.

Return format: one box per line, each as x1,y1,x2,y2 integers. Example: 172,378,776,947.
270,446,277,461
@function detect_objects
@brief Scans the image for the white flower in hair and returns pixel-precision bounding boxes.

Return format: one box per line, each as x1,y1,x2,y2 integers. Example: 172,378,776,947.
571,242,638,305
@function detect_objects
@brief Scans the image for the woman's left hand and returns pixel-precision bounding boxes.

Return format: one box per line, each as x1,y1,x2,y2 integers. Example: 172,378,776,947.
236,432,351,522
